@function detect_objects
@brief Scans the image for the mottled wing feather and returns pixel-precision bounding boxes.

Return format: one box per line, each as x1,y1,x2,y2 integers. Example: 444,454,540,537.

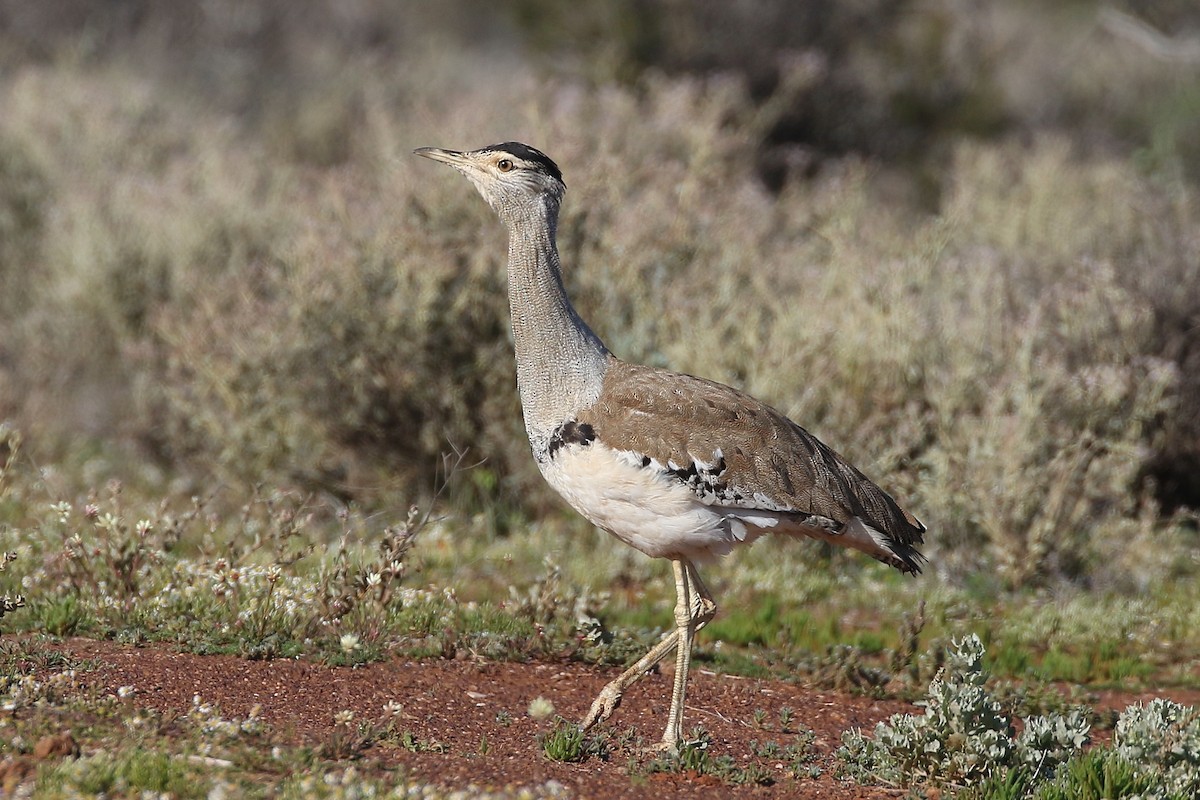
578,359,925,566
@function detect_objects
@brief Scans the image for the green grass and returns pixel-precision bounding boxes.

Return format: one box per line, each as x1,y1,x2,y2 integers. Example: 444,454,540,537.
641,728,775,786
1035,750,1162,800
42,751,210,799
2,469,1198,691
963,749,1188,800
538,718,592,763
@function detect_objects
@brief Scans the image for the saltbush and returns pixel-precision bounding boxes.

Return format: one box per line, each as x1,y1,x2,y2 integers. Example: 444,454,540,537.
843,637,1200,798
838,635,1090,787
1114,698,1200,798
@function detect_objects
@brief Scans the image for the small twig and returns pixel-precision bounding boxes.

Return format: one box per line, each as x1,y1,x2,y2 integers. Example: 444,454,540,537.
1100,7,1200,63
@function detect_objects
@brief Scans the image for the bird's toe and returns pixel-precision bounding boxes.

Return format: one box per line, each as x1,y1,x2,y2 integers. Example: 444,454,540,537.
580,687,623,731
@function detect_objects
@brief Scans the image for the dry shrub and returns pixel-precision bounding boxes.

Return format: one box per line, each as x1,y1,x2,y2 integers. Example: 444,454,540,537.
0,11,1197,588
914,139,1191,587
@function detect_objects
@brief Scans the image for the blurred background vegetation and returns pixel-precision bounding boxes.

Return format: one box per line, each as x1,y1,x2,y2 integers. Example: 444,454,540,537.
1,0,1198,595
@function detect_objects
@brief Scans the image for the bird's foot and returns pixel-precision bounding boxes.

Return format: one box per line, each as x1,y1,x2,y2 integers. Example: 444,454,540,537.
579,684,623,732
643,739,679,755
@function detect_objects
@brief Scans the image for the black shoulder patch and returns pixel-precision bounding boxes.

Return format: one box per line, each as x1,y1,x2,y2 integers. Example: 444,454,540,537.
484,142,563,184
548,420,596,458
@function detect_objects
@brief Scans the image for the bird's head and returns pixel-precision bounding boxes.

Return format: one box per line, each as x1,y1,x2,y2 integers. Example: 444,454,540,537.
414,142,565,224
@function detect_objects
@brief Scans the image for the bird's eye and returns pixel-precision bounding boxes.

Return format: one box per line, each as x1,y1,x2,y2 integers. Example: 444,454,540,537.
497,159,513,172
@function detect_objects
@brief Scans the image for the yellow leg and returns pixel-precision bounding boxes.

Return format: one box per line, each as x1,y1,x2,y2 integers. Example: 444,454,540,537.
580,626,679,731
661,559,693,748
578,558,718,752
685,561,717,632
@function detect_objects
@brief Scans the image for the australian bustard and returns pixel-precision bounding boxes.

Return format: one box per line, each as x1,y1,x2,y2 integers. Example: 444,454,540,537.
414,142,926,752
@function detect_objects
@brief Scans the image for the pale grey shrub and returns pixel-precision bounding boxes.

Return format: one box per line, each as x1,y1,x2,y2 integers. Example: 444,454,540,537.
1115,698,1200,798
1016,709,1092,778
913,139,1190,588
838,635,1090,788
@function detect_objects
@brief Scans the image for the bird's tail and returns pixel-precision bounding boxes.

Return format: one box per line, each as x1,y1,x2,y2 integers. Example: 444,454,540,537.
790,515,926,575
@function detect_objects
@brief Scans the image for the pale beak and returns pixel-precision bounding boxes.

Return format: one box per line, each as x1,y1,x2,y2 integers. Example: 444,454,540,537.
413,147,472,168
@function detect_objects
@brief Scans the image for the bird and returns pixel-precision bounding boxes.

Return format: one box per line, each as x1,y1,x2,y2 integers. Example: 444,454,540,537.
414,142,926,752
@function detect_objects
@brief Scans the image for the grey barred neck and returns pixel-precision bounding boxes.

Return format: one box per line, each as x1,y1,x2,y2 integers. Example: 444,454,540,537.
504,193,610,454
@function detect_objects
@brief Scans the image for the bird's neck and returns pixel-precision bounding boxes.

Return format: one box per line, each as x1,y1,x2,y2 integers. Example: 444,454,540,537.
505,195,610,449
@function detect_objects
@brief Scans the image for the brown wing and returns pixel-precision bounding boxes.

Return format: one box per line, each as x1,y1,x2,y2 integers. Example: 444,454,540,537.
579,359,926,570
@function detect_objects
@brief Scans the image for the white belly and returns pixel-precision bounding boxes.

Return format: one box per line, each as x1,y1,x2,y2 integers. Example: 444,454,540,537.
538,442,762,562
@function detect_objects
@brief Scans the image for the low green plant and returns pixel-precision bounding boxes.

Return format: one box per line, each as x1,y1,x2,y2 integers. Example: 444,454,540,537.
0,638,76,672
785,727,821,779
751,739,783,758
394,729,448,754
540,717,589,763
675,729,712,774
41,750,209,799
538,717,608,764
1031,750,1165,800
319,717,397,760
643,728,774,786
960,767,1034,800
35,594,88,637
778,705,796,731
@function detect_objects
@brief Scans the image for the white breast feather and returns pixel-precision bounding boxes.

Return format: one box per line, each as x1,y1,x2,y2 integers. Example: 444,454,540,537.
539,443,768,562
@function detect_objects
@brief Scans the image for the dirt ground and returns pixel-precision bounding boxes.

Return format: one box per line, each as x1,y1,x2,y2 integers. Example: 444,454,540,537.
53,638,913,799
47,639,1200,799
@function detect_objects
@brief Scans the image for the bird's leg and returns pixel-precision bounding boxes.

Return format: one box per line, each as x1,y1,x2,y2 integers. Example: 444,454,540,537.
659,558,699,751
579,559,720,747
580,557,689,731
579,626,679,732
685,561,718,632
